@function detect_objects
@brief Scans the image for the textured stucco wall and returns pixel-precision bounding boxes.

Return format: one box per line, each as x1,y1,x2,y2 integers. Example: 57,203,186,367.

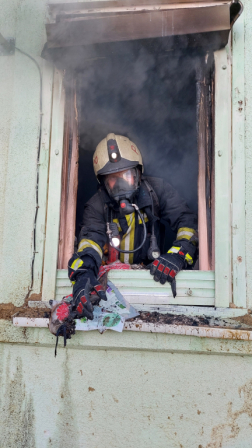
0,0,104,304
1,1,252,447
1,325,252,448
0,0,48,304
244,0,252,306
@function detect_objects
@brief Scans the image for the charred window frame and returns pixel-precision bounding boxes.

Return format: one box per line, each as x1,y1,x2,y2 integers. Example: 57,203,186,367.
196,54,215,272
41,1,245,312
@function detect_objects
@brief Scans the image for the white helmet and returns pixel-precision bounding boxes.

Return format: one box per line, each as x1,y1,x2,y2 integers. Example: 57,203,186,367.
93,133,144,179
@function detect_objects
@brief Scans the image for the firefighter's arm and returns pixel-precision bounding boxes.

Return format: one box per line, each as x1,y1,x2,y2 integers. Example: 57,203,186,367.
158,180,197,234
157,178,198,257
69,201,107,279
52,204,107,332
68,201,107,313
149,180,198,296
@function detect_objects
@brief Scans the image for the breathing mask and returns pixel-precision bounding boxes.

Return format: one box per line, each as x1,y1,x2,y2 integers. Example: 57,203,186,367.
103,168,140,204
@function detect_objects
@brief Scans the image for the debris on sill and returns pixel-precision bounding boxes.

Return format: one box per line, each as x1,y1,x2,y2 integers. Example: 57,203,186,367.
12,305,252,334
127,312,252,331
232,314,252,328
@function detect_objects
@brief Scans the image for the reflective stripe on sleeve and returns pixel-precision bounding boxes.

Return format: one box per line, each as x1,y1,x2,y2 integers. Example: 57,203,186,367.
176,227,197,241
70,258,84,271
185,253,193,265
70,258,84,285
77,239,103,258
168,246,194,265
167,246,181,254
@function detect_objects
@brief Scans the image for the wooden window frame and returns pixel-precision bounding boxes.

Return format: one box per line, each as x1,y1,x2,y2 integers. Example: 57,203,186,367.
41,17,246,313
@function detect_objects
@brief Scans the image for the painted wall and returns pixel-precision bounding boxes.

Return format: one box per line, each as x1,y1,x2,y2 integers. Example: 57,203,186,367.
0,0,48,303
1,0,252,447
245,1,252,305
1,324,252,448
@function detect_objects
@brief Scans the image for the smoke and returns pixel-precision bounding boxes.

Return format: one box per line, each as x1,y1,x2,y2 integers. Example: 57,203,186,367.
76,43,198,237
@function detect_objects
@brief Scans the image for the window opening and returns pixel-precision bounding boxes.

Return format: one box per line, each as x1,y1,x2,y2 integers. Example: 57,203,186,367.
76,48,199,260
55,40,217,308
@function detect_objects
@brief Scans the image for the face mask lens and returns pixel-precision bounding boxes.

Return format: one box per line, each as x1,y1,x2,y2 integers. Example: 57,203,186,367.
104,168,138,200
122,170,134,183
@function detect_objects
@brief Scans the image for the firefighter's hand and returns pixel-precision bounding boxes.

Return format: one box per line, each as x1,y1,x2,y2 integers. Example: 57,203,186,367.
149,253,185,297
73,271,107,320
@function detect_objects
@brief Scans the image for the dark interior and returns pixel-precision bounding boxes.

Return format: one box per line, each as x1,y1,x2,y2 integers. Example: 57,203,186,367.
76,45,198,250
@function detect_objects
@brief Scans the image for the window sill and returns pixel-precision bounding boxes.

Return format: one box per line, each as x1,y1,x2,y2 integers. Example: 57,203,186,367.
12,310,252,342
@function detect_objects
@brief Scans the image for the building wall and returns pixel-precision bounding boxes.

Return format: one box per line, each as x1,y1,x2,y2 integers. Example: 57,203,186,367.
1,1,252,447
1,324,252,448
245,1,252,304
0,0,48,303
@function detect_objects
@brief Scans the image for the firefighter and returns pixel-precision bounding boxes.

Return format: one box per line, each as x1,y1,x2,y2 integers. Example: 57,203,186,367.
68,133,198,320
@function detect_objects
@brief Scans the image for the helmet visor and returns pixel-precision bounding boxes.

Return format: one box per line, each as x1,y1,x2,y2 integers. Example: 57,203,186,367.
104,168,138,201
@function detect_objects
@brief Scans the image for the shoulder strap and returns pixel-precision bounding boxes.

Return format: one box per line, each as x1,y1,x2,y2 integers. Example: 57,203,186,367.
143,179,160,217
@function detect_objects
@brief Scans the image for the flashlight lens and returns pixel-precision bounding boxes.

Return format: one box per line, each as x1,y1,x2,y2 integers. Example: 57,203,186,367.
111,152,117,159
112,237,120,247
152,251,160,259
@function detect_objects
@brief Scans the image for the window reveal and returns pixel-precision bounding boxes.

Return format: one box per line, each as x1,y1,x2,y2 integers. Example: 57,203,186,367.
57,75,79,270
196,54,215,270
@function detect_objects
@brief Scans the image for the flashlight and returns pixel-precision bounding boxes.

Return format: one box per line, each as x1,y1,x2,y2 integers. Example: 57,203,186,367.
107,222,120,248
111,236,120,247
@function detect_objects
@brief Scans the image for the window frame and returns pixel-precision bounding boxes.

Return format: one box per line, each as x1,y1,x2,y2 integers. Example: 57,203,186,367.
231,12,246,308
42,69,65,301
41,18,246,312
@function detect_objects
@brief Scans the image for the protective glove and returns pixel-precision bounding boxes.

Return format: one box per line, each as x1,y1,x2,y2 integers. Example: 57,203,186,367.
72,270,107,320
49,296,76,356
150,252,185,298
49,270,107,356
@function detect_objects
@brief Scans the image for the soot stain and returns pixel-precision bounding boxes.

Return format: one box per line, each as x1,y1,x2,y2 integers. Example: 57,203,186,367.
0,355,36,448
50,350,79,448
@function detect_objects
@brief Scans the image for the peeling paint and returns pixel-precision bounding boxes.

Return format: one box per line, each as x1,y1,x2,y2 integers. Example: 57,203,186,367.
0,292,46,321
205,379,252,448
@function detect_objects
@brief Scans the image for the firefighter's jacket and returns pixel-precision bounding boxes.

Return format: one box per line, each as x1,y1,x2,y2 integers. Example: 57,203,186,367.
69,176,198,278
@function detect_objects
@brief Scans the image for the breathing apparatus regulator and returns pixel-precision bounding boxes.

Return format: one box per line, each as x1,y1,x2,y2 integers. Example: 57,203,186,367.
93,134,160,260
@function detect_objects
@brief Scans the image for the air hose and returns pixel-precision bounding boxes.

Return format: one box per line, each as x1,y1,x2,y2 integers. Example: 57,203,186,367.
107,204,147,254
